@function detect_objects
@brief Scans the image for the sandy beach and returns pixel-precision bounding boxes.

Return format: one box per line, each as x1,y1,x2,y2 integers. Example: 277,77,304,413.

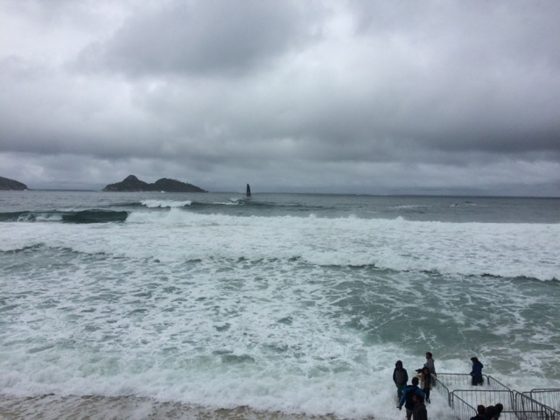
0,393,356,420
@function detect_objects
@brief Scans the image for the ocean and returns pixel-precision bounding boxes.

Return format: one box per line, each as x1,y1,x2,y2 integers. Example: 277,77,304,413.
1,191,559,419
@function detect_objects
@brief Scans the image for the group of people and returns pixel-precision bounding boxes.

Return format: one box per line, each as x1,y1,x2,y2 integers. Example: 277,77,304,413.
393,353,488,420
470,403,504,420
393,352,436,420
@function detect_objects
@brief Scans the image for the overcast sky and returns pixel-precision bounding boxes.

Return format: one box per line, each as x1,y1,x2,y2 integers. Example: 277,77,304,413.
1,0,560,195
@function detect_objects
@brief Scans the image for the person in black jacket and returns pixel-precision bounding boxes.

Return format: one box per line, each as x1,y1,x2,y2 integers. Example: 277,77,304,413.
470,405,486,420
393,360,409,401
494,403,503,418
470,357,484,385
485,405,498,419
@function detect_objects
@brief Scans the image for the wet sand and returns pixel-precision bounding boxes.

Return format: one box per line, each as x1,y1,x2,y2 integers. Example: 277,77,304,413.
0,394,370,420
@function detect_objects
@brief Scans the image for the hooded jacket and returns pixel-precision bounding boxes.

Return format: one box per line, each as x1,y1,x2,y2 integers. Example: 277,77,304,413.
393,367,408,387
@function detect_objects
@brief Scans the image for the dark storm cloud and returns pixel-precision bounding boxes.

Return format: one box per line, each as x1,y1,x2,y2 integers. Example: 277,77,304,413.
1,0,560,193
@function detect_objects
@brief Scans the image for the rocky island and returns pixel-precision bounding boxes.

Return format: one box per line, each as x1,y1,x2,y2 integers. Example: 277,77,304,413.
103,175,207,192
0,176,28,190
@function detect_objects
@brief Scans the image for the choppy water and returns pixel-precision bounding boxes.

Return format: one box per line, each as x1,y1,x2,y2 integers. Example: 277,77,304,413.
1,191,559,419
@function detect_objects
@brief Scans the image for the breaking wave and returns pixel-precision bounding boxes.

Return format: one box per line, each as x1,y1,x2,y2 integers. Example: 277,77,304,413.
0,209,128,224
1,210,559,281
105,199,331,212
140,199,192,208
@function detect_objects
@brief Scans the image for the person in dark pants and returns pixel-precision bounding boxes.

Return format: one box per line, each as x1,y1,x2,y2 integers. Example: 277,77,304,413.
420,366,432,403
412,393,428,420
470,357,484,385
399,377,425,420
393,360,409,401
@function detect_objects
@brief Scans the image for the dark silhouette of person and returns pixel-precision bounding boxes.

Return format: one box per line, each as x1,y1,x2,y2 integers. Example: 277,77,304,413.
393,360,409,401
470,405,486,420
470,357,484,385
424,352,436,376
420,366,432,403
494,403,503,418
485,405,499,419
399,377,425,420
411,393,428,420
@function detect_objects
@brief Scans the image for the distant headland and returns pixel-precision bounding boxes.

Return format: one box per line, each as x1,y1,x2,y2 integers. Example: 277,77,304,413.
0,176,28,190
102,175,207,192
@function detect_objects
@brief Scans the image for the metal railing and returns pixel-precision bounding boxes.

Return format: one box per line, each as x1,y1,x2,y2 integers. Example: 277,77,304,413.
432,374,453,406
448,392,477,420
434,373,510,390
523,389,560,413
512,391,560,419
452,389,515,419
434,373,559,420
452,388,513,409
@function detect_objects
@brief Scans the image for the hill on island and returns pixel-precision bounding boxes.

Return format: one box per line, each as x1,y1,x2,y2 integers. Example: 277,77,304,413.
103,175,207,192
0,176,28,190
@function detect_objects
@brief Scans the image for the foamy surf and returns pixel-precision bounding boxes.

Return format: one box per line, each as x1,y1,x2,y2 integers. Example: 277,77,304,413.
140,200,192,208
1,192,559,420
1,210,558,281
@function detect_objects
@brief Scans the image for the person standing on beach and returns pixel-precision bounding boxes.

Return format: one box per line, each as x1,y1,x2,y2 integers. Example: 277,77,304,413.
393,360,409,401
470,357,484,385
419,366,432,403
399,377,425,420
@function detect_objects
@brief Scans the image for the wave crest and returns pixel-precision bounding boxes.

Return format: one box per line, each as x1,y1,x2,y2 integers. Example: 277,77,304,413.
0,209,128,224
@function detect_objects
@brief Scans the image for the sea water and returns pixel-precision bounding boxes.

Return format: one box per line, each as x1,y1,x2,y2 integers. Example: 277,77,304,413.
0,191,559,419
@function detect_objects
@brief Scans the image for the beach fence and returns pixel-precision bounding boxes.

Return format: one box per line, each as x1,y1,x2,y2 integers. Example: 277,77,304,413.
433,373,559,419
511,391,560,419
523,389,560,413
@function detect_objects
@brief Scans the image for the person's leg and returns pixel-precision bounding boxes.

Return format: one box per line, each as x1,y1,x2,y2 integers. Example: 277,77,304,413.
406,408,413,420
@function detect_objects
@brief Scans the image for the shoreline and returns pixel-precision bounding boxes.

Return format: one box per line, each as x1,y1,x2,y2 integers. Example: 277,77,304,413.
0,393,363,420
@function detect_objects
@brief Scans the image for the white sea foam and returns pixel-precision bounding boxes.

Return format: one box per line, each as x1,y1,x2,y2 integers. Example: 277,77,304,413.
1,211,560,419
1,211,558,281
140,200,192,208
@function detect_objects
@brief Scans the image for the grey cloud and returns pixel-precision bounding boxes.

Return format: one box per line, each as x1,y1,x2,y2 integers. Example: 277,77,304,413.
79,0,321,76
351,1,560,66
1,1,560,194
